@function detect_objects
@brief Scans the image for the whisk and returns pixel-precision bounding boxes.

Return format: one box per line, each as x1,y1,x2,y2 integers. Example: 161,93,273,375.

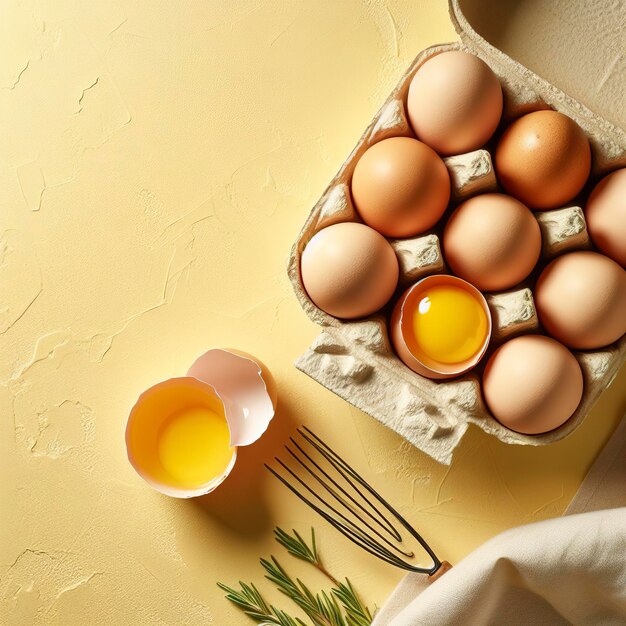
265,426,451,581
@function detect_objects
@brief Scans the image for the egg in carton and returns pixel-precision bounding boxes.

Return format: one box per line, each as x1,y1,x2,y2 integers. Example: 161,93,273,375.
287,0,626,464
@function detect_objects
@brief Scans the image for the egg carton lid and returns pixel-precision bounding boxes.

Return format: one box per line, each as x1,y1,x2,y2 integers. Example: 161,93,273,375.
450,0,626,147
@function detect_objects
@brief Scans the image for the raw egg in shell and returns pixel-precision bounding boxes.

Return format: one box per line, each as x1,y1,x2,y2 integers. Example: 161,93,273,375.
391,274,491,379
126,349,276,498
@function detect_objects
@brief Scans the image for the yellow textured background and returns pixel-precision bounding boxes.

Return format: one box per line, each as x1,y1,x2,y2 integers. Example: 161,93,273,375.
1,1,625,624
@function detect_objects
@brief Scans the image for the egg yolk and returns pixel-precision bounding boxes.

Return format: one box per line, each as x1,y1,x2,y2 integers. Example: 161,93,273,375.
411,285,488,364
157,406,234,488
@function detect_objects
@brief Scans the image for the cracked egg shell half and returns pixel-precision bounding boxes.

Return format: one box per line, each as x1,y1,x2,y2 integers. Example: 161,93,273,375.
126,349,276,498
390,274,492,379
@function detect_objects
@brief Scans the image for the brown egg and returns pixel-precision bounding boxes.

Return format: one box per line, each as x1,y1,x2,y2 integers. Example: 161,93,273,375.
495,110,591,210
585,168,626,267
351,137,450,238
407,50,503,155
483,335,583,435
300,222,399,319
535,251,626,349
443,193,541,291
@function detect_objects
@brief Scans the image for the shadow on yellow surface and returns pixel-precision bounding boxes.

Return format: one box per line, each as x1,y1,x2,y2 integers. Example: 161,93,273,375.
192,394,299,538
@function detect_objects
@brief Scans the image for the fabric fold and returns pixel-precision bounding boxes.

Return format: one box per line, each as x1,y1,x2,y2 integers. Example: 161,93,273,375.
374,414,626,626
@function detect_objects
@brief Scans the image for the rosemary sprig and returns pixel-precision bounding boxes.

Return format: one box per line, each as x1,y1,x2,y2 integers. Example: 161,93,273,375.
274,528,319,565
261,555,346,626
274,528,372,626
219,527,373,626
216,580,306,626
332,579,373,626
274,528,340,587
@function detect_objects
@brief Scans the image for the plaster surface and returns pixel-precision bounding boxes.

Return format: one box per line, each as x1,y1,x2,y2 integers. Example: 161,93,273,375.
1,1,624,623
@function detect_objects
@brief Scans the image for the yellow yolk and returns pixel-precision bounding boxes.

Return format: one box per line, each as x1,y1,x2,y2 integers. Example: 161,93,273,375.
157,406,234,488
411,285,488,364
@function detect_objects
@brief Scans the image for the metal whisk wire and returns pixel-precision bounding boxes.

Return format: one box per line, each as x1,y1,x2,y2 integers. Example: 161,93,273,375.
265,426,445,576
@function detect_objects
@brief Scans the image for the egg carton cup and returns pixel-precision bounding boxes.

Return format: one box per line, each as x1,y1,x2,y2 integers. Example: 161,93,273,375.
287,1,626,464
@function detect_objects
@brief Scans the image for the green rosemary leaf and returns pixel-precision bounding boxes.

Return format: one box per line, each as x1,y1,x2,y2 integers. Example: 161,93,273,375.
261,558,309,613
332,579,372,626
296,577,318,606
267,606,308,626
262,557,299,598
319,589,347,626
293,528,318,562
248,583,273,614
311,528,318,561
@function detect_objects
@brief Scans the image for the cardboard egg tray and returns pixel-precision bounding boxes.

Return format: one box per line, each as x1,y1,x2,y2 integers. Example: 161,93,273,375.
288,0,626,464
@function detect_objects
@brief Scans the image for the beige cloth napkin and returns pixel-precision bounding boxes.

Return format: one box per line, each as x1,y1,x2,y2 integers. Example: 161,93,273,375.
373,415,626,626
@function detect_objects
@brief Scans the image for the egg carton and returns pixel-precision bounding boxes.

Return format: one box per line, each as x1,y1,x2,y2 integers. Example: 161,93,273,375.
287,1,626,464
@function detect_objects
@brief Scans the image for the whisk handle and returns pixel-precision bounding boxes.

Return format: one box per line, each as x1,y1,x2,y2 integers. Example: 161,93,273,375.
428,560,452,583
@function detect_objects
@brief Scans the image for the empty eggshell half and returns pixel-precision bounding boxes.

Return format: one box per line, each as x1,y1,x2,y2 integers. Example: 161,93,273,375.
187,348,277,447
126,377,238,498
